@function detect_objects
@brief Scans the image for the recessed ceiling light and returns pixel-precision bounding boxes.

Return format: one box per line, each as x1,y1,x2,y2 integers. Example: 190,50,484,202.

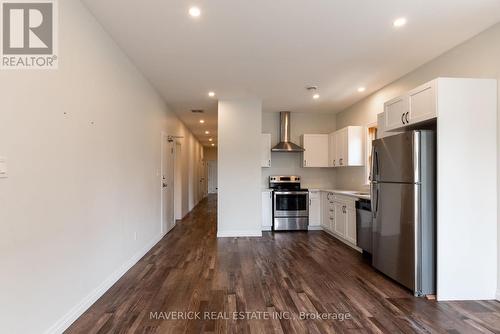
211,143,215,147
209,138,213,142
313,94,320,99
208,91,215,97
358,87,366,93
189,7,201,17
199,119,205,124
205,130,210,134
393,17,407,28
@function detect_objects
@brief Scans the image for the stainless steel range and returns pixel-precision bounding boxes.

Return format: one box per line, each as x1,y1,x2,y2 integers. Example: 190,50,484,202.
269,176,309,231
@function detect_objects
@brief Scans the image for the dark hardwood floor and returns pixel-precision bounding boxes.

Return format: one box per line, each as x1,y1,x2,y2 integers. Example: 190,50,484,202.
67,195,500,334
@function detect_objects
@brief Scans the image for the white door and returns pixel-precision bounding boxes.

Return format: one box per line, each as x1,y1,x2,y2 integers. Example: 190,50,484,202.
208,161,218,194
199,161,207,199
161,135,175,235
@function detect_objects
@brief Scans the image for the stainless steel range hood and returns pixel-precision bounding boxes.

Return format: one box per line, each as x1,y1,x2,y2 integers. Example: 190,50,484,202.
271,112,305,152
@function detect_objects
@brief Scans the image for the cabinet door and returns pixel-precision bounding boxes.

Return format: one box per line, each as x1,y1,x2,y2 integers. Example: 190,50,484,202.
328,133,336,167
302,134,329,167
261,134,272,168
334,202,347,237
346,126,364,166
408,81,437,124
261,191,273,229
345,206,357,245
320,192,330,229
385,96,408,130
335,130,346,167
309,191,321,227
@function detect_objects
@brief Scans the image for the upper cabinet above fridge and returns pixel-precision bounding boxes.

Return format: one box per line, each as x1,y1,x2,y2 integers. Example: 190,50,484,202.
384,80,437,132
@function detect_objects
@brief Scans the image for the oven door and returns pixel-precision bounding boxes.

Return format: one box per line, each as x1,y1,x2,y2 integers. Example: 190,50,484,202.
273,191,309,217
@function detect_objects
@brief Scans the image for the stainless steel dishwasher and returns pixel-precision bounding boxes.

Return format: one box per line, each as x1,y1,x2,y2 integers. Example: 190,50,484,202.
356,199,372,254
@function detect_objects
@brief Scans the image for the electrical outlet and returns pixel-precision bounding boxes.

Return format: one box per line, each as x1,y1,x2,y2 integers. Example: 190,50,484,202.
0,157,7,178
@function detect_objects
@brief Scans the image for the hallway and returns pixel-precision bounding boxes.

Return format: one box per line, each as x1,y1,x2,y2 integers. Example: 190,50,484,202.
67,196,500,333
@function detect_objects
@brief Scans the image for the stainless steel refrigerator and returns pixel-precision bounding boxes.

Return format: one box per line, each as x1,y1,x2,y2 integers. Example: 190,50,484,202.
370,130,436,296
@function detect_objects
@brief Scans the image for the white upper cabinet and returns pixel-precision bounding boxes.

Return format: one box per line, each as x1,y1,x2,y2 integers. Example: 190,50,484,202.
328,133,336,167
302,134,329,167
385,95,409,130
261,133,271,168
408,80,437,124
384,79,438,132
329,126,364,167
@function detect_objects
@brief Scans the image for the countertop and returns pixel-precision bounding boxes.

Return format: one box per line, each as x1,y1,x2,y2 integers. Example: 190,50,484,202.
308,188,371,200
262,187,370,200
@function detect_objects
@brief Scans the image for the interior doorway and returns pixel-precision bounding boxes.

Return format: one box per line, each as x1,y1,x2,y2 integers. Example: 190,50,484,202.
208,160,218,194
174,141,183,220
161,133,175,235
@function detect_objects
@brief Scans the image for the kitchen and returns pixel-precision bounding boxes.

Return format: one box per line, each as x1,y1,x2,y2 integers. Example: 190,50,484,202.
3,1,500,333
259,77,497,301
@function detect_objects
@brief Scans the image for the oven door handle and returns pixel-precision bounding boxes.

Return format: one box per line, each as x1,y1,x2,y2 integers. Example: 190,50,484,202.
274,191,309,195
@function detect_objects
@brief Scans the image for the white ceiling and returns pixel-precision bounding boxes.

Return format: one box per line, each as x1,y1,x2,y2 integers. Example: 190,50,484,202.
82,0,500,146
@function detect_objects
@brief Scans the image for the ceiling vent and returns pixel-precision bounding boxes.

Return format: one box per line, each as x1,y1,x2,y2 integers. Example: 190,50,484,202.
191,109,204,113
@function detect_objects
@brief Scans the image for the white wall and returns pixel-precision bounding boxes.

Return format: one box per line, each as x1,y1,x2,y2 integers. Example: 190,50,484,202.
334,22,500,299
0,1,203,333
218,99,262,237
262,112,337,189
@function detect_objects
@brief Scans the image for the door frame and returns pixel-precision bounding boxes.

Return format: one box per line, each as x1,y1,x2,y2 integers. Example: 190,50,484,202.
174,141,183,220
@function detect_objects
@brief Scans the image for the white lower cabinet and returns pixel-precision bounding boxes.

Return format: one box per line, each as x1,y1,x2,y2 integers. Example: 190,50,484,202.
345,205,357,245
319,191,358,249
308,191,321,228
262,191,273,231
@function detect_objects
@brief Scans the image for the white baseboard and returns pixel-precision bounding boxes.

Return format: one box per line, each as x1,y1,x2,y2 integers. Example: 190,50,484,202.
496,289,500,301
261,227,272,232
308,226,322,231
43,234,163,334
217,230,263,238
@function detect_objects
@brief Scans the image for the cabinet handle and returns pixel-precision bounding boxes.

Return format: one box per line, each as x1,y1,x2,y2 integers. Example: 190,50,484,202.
333,159,336,167
268,160,271,167
339,158,343,166
304,160,307,166
405,112,409,124
401,112,406,124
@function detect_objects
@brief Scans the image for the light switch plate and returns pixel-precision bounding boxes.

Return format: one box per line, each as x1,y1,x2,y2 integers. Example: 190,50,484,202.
0,157,8,178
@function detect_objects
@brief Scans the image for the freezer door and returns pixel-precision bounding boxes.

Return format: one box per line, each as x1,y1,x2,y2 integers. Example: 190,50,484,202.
373,131,418,183
372,182,417,291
